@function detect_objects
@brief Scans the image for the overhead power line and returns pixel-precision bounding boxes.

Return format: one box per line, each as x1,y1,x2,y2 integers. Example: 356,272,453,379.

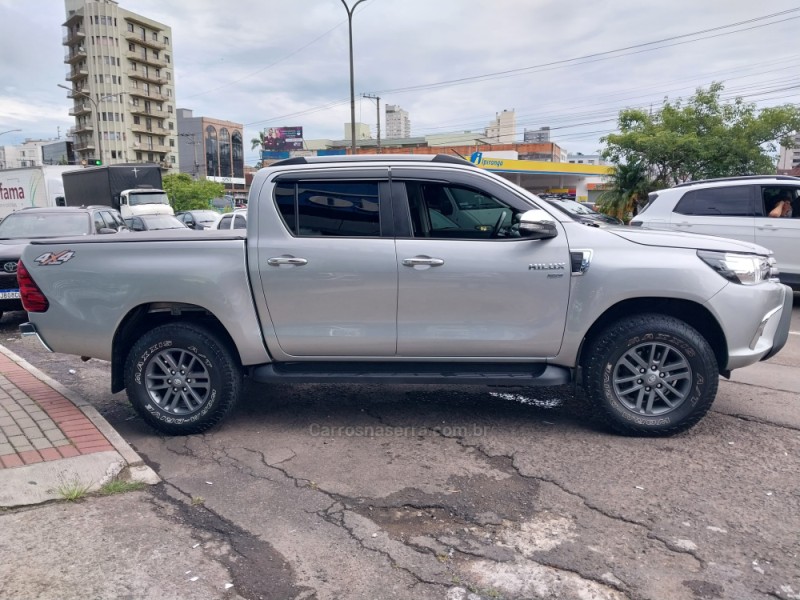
368,9,800,96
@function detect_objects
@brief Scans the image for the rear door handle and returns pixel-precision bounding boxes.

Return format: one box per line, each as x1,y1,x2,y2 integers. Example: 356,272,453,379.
402,256,445,267
267,256,308,266
674,221,691,227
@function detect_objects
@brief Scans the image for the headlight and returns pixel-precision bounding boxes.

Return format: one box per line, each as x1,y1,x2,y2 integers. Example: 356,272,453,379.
697,250,778,285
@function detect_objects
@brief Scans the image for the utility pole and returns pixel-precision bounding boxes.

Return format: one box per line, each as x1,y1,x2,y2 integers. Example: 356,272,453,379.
178,133,201,179
363,93,380,153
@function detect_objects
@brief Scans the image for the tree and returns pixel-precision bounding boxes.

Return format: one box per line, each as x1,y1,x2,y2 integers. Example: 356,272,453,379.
163,173,225,212
602,82,800,186
597,159,657,221
250,130,266,151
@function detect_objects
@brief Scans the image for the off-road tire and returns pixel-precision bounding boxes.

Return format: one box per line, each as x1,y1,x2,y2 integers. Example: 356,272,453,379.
124,323,242,435
582,314,718,436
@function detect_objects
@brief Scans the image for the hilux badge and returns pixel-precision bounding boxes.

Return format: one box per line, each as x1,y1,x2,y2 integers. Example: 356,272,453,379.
528,262,565,271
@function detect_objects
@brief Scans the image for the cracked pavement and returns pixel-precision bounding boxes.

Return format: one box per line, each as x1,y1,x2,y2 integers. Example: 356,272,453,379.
0,298,798,600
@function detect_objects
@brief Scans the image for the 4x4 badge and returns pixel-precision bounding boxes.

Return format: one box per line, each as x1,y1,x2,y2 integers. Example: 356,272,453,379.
34,250,76,266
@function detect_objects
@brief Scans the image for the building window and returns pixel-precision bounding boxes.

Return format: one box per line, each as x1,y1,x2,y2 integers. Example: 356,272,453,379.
163,36,169,45
168,121,174,130
206,125,218,176
232,131,243,178
127,23,134,32
169,138,174,147
165,54,170,64
136,152,142,160
128,43,135,52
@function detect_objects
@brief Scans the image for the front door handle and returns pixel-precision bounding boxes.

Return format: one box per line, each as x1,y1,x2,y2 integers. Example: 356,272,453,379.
402,256,445,267
267,256,308,266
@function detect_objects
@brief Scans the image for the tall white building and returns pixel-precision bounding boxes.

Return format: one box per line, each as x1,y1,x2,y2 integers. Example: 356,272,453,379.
0,139,55,169
486,109,516,144
62,0,177,168
778,133,800,171
385,105,411,139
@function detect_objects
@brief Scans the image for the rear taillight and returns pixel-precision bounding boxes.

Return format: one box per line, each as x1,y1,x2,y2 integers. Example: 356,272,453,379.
17,262,49,312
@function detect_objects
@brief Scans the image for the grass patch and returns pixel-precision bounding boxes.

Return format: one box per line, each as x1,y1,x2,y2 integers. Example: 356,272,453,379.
191,496,205,506
56,478,92,502
99,479,147,496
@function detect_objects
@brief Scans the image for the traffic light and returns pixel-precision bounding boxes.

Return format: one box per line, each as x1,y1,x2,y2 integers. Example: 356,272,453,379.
91,159,102,166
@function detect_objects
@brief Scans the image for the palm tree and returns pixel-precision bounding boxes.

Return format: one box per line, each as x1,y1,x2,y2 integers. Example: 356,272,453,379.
597,160,656,222
250,130,266,151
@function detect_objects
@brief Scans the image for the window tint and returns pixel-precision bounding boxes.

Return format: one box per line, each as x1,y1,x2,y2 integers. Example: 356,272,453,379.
218,215,232,229
276,181,381,237
93,212,105,233
233,215,247,229
762,187,800,218
275,183,296,233
674,186,754,217
405,181,519,239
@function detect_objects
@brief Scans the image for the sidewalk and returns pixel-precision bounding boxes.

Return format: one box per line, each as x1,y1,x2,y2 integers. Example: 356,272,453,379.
0,345,158,506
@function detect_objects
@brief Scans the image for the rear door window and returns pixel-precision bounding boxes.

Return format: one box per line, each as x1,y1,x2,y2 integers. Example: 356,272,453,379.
275,181,382,237
674,186,754,216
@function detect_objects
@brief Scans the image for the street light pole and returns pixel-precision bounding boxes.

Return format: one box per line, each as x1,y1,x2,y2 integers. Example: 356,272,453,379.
0,129,22,137
340,0,367,155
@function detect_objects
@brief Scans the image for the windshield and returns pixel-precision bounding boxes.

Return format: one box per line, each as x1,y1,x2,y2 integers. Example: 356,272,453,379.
552,199,597,216
128,192,170,206
143,215,186,230
0,212,91,238
192,211,221,223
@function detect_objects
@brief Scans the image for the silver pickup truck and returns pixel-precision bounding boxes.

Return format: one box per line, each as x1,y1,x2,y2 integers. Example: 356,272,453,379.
18,155,793,437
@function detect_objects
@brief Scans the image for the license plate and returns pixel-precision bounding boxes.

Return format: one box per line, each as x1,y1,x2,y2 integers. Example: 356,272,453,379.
0,290,20,299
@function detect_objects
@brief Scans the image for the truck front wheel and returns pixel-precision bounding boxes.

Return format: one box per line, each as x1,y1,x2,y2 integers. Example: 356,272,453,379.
582,314,719,436
124,323,242,435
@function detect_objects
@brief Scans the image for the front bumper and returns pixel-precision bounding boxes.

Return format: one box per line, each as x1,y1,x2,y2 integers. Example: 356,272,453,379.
707,282,793,371
760,287,793,362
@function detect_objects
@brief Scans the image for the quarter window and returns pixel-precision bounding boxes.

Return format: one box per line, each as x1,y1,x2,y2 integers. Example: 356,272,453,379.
674,186,754,217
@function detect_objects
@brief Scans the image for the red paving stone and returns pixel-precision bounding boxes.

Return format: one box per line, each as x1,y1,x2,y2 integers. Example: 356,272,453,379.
1,453,23,468
76,444,115,454
57,445,81,459
18,449,43,465
39,447,62,462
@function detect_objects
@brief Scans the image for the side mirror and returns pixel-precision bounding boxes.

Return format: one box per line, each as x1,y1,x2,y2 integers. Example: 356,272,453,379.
518,209,558,240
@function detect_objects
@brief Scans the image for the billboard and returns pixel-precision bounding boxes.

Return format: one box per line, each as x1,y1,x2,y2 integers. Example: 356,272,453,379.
261,126,303,151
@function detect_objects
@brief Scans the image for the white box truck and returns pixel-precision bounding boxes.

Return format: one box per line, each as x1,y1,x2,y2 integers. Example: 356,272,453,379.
0,166,74,219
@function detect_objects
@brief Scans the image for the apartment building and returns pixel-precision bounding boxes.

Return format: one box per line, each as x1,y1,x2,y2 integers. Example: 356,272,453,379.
62,0,177,169
385,105,411,139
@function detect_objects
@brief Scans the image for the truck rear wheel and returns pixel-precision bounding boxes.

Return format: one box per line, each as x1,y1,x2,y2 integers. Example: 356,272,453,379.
124,323,242,435
582,314,719,436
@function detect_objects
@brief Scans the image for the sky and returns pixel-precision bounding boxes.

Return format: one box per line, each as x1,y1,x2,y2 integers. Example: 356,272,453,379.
0,0,798,165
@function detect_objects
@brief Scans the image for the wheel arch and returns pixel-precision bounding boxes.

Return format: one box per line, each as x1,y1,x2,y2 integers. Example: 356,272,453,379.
577,297,729,377
111,302,242,393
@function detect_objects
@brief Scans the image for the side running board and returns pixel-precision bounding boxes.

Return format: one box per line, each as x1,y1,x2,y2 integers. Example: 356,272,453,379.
250,362,571,386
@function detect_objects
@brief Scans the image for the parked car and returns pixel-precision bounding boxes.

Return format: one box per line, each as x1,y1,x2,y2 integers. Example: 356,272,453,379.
0,206,127,319
545,198,623,226
176,210,222,230
125,214,189,232
629,175,800,289
217,209,247,230
18,154,792,437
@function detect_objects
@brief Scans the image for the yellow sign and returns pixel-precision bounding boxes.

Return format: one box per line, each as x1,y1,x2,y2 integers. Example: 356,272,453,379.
469,153,612,176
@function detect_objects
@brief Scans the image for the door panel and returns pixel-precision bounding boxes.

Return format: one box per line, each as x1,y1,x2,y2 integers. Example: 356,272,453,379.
392,173,570,358
396,238,571,357
256,175,398,357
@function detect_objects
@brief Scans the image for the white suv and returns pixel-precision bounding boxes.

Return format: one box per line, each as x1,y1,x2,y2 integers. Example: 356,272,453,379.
630,176,800,290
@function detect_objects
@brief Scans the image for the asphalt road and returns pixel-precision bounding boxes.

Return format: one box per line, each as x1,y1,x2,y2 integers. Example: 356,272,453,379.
0,296,798,600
